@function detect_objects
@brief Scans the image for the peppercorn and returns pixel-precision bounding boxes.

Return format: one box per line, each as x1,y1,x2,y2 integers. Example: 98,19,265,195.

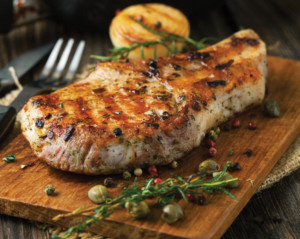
122,171,131,180
113,128,122,137
148,166,158,176
206,139,216,148
198,159,220,174
134,168,143,177
154,178,163,185
244,149,253,157
214,127,221,135
35,118,44,128
197,195,206,205
248,122,257,130
104,177,114,187
223,123,232,131
208,130,218,142
187,193,197,203
213,172,239,188
264,100,280,117
45,184,55,196
161,203,184,224
88,185,108,204
208,147,217,157
171,161,178,169
227,162,241,172
154,21,162,29
232,118,241,128
125,201,150,219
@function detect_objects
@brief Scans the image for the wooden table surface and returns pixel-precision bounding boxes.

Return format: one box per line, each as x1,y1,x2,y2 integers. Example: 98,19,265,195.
0,0,299,238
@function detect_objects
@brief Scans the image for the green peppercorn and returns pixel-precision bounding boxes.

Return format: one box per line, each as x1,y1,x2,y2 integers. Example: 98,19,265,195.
198,159,220,174
264,100,280,117
123,171,132,180
125,201,150,219
208,130,218,142
45,184,55,196
88,185,108,204
161,203,184,224
214,127,221,135
213,172,239,188
134,168,143,177
171,161,178,169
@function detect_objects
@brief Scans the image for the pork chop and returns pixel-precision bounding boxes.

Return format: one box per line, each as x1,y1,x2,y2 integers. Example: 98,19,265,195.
20,29,267,175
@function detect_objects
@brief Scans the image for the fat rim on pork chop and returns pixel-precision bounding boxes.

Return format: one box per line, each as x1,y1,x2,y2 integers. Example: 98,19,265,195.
20,29,267,175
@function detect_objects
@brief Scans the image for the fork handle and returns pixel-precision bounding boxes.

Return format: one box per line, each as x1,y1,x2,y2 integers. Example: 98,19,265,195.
0,105,17,142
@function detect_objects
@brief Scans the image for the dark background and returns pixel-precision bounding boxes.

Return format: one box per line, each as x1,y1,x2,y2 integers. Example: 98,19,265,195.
0,0,299,238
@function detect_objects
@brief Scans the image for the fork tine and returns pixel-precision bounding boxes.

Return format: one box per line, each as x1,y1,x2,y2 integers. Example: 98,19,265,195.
36,38,63,85
59,40,86,87
48,38,74,85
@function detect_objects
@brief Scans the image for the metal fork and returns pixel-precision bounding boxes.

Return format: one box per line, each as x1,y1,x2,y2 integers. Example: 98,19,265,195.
0,38,85,140
11,38,86,111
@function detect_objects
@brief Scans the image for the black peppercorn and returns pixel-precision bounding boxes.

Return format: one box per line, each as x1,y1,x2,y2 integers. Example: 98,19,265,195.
113,128,122,137
244,149,253,157
154,21,161,28
197,195,206,205
104,177,114,187
35,118,44,128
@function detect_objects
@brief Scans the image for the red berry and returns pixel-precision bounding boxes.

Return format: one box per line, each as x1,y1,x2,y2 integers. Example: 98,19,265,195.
115,9,121,15
154,178,162,185
232,118,241,128
187,193,197,203
148,166,158,176
206,139,216,148
248,122,257,130
208,147,217,157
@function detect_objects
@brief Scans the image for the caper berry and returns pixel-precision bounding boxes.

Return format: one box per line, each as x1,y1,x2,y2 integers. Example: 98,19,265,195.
134,168,143,177
198,159,220,174
123,171,132,180
88,185,108,204
264,100,280,117
161,203,184,224
213,172,239,188
171,161,178,169
45,184,55,196
125,201,150,219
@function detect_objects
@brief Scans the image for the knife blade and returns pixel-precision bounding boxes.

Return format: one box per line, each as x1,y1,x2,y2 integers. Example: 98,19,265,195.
0,42,55,94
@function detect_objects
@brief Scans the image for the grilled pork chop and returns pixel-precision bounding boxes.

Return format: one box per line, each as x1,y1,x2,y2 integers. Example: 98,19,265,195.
20,29,267,175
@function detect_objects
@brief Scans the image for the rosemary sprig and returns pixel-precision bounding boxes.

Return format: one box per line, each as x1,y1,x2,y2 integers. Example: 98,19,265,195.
91,16,217,61
51,162,238,239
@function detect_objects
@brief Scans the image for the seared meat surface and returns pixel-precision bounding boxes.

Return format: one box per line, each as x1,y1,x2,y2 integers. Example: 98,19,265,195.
20,29,267,175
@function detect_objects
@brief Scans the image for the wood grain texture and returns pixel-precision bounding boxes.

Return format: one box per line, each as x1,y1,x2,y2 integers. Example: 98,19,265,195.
0,56,299,239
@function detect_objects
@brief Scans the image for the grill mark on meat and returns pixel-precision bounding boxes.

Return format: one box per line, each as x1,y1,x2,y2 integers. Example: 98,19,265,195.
74,97,96,125
215,59,234,70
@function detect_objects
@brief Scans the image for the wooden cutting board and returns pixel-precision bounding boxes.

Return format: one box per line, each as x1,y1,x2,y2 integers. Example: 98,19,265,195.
0,56,299,239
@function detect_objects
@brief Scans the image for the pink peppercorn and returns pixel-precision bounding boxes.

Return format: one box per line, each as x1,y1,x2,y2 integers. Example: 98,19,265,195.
148,166,158,176
248,122,257,130
208,147,217,157
232,118,241,128
206,139,216,148
154,178,163,185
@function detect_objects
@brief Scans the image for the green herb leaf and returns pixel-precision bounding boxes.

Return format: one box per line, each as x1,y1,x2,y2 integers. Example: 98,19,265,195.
102,113,109,118
228,150,234,156
3,153,15,163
